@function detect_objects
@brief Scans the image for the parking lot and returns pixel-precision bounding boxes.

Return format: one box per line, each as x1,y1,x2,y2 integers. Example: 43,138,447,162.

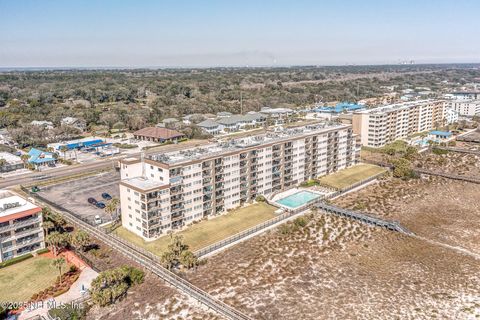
38,171,121,225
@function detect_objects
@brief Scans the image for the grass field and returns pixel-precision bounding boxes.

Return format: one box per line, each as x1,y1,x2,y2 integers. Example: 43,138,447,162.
319,164,386,190
0,256,60,301
114,202,277,254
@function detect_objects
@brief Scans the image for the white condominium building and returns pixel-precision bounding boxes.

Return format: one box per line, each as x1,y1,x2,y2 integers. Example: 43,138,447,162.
352,99,446,147
119,124,360,240
0,191,45,262
446,100,480,117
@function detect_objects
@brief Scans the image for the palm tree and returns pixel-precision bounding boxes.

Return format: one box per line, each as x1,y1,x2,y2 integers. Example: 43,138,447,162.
72,230,90,251
179,250,198,269
52,257,66,281
42,220,55,236
59,145,68,160
104,197,120,221
46,232,70,256
20,154,30,168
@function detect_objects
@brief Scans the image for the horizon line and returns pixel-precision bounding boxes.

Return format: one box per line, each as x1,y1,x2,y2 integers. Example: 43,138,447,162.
1,62,480,72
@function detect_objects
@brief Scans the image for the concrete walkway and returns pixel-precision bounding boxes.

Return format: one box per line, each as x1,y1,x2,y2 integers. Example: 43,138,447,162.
19,267,98,319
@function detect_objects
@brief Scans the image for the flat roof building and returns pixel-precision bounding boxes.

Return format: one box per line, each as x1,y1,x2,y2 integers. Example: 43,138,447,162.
133,127,185,143
119,123,360,239
0,191,45,262
446,100,480,117
0,152,23,173
352,99,446,147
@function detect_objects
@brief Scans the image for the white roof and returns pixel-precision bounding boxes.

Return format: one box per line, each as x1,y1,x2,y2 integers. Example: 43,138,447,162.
0,192,39,219
0,152,22,164
122,177,167,191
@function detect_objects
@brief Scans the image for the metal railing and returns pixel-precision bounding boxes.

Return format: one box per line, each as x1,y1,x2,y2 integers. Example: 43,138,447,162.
195,171,387,258
194,209,301,258
21,186,251,320
316,202,413,235
365,159,480,185
0,217,42,233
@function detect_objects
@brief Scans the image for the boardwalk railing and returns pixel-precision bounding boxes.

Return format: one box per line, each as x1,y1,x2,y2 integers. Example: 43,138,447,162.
195,208,301,258
21,186,251,320
316,202,413,235
433,146,480,156
195,170,387,258
363,159,480,184
324,170,388,200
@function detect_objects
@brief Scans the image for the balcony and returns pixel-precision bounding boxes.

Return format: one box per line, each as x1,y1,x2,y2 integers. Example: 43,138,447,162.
169,176,183,186
0,217,42,233
171,213,184,222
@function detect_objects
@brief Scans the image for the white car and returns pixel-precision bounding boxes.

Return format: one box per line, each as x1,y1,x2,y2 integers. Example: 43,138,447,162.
94,215,102,225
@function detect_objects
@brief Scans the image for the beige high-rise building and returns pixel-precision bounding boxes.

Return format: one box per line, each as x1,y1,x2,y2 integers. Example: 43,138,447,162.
119,124,360,240
352,99,446,147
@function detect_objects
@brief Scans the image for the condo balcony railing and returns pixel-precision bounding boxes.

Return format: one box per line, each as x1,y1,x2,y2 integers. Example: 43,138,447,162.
0,217,42,233
1,238,42,253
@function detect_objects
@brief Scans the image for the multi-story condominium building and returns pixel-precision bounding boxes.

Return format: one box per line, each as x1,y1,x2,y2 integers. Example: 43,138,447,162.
352,99,446,147
119,124,360,240
446,100,480,117
444,108,459,124
0,191,45,262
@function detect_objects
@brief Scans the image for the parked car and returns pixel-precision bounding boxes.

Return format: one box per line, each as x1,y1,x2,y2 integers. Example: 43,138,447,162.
31,186,40,193
94,215,102,225
101,193,112,200
96,202,106,209
88,197,97,205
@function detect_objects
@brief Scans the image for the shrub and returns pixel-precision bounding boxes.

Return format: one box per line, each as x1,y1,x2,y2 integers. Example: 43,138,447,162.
300,179,319,187
0,253,33,269
293,217,308,228
432,148,448,155
90,266,144,307
255,195,266,202
48,304,86,320
36,248,50,255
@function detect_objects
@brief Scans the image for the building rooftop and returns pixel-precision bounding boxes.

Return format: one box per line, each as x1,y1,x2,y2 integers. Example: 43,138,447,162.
28,148,56,164
197,119,220,128
0,152,22,165
133,127,184,140
314,102,364,113
121,176,168,191
148,123,350,165
354,99,442,115
0,191,40,220
430,130,452,137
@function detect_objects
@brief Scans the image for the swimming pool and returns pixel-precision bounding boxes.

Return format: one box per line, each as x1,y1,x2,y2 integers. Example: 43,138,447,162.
276,190,321,209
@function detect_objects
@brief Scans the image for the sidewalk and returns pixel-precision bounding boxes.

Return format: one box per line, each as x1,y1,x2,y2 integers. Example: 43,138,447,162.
19,267,98,319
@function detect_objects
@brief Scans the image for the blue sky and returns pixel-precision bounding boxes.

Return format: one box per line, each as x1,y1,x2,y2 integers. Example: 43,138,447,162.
1,0,479,67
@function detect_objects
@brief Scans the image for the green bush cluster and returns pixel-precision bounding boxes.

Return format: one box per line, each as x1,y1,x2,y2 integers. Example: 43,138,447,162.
90,265,144,307
0,253,33,269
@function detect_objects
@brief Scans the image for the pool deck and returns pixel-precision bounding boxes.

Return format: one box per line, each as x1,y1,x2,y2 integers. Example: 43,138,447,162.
271,188,329,211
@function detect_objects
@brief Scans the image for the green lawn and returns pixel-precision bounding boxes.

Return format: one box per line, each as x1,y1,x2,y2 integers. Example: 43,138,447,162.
0,256,60,301
319,164,386,190
114,202,277,254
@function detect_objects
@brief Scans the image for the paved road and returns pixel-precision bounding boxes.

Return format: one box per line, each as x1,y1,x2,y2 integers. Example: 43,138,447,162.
0,139,210,189
0,156,118,189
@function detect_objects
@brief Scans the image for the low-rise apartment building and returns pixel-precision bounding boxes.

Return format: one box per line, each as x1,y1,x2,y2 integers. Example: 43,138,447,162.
352,99,446,147
446,100,480,117
119,124,360,240
0,191,45,262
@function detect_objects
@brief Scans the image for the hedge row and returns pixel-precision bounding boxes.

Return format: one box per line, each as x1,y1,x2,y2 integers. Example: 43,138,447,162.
0,253,33,269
